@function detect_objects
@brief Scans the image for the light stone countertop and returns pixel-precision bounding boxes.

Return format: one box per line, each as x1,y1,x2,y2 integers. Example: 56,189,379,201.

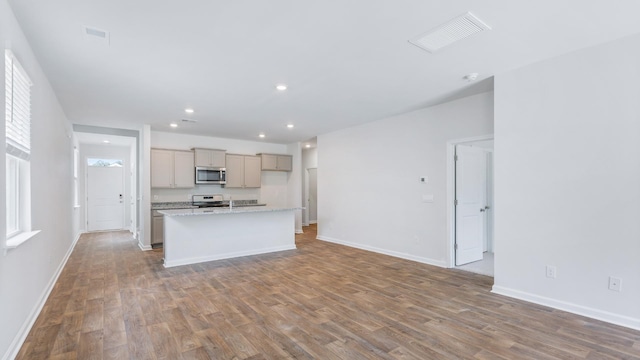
151,200,264,210
157,206,302,217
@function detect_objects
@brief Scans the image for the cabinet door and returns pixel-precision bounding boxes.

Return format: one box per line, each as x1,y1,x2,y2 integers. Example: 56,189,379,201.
173,151,195,188
210,150,226,168
194,149,211,167
151,149,174,188
277,155,292,171
261,154,278,170
152,216,164,244
225,154,245,188
243,156,262,188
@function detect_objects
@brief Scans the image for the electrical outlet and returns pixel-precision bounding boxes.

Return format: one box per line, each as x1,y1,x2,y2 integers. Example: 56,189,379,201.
153,194,159,200
546,265,557,279
608,276,622,292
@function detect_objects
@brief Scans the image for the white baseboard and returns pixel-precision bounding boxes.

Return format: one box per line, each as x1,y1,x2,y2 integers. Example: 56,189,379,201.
492,285,640,331
316,235,447,268
309,220,317,224
138,240,152,251
295,228,303,234
3,232,82,360
164,244,297,268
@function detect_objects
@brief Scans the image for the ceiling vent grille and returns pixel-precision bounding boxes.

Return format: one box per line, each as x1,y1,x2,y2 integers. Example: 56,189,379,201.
409,12,491,53
181,118,198,123
83,26,110,44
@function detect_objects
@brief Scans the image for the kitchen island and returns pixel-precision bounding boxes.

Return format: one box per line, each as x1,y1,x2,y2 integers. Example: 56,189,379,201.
157,206,301,267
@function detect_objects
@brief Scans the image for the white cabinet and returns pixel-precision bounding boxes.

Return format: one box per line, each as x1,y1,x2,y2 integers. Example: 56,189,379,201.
151,149,195,188
152,212,164,245
194,148,226,168
225,154,261,188
259,153,292,171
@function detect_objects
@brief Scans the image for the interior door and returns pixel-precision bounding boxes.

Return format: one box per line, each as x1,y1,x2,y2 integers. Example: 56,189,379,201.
87,165,124,231
455,145,487,266
308,168,317,223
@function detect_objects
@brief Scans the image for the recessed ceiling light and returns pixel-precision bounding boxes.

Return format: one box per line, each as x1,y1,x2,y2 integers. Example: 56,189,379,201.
287,124,294,129
103,140,110,144
276,84,287,91
259,133,266,138
185,108,194,114
305,144,311,148
170,123,178,128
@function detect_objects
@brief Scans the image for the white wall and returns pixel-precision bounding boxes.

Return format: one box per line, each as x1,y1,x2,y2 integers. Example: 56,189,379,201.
493,33,640,329
78,144,132,232
0,1,75,358
317,92,494,266
287,142,303,233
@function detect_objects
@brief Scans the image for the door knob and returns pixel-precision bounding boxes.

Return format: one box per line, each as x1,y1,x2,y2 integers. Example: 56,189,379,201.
480,208,485,212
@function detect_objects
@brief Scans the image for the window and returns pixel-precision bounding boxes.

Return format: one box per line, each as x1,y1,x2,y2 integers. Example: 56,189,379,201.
5,49,34,246
6,155,18,236
87,158,123,167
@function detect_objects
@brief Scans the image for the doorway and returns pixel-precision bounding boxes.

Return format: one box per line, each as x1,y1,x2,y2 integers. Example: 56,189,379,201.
448,137,494,276
86,158,125,231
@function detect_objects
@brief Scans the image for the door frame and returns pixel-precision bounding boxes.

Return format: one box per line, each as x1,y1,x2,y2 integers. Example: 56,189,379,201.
303,167,318,226
446,134,493,268
85,155,126,232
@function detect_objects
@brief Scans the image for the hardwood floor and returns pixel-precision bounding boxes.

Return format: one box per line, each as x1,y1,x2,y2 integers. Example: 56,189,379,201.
17,225,640,359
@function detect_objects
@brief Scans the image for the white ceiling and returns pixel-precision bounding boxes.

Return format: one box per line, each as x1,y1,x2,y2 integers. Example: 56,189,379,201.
8,1,640,144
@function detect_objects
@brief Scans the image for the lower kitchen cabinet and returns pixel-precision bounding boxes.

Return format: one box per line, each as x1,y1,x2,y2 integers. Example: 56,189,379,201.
152,212,164,245
225,154,261,188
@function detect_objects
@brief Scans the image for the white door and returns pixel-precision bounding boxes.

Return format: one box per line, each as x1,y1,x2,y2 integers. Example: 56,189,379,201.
308,168,317,223
87,165,124,231
455,145,487,266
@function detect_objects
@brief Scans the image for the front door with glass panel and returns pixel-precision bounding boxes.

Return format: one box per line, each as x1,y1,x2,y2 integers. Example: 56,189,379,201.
87,158,124,231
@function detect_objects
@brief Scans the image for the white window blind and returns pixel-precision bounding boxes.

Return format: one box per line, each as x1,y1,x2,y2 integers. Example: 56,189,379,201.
5,50,32,161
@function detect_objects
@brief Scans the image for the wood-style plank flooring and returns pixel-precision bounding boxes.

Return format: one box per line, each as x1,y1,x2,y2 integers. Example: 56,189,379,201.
17,225,640,359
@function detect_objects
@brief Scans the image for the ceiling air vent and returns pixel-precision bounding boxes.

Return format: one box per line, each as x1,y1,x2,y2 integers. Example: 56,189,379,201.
181,119,198,123
83,26,110,45
409,12,491,53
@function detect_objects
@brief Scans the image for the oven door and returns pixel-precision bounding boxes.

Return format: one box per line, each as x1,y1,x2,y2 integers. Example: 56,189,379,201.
195,167,226,184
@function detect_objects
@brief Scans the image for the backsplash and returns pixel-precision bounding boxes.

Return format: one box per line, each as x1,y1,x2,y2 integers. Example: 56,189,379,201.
151,186,260,202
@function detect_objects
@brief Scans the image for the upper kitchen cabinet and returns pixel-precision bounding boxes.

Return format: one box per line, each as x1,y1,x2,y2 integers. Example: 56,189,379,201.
259,153,292,171
151,149,195,188
225,154,261,188
193,148,226,168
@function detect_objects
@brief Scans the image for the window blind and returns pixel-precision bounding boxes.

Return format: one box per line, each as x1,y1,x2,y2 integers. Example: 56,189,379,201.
5,50,32,161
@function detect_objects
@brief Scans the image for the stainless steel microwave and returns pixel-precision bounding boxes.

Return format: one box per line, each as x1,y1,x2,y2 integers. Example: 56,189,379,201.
195,167,226,185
